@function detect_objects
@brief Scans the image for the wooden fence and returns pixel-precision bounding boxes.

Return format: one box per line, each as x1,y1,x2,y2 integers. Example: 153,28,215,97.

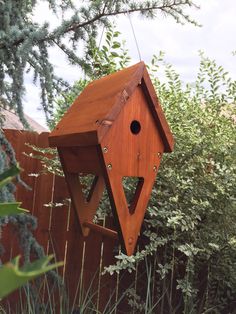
2,129,133,312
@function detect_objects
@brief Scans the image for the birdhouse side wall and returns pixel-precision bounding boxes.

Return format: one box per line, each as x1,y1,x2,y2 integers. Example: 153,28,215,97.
99,85,165,255
100,85,164,177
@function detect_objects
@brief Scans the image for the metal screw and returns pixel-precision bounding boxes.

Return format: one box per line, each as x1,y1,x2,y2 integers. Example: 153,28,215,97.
103,147,108,153
101,120,113,126
157,152,162,158
107,164,112,170
153,165,157,172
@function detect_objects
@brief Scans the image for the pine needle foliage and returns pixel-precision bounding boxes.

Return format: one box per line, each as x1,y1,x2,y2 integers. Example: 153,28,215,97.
0,0,199,126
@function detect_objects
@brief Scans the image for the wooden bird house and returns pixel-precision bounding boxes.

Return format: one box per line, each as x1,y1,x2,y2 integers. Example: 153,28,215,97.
49,62,174,256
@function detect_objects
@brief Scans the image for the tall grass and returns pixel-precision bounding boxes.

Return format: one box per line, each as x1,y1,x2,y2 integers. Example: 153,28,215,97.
0,257,167,314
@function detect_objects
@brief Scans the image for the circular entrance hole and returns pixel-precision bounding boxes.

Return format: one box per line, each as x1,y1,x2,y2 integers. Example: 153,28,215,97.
130,120,141,135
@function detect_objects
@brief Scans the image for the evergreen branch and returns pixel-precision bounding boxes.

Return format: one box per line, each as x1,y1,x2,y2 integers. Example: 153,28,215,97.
0,1,199,50
0,0,199,127
62,1,200,33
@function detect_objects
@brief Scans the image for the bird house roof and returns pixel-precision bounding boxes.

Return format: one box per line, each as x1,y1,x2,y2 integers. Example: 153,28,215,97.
49,62,174,152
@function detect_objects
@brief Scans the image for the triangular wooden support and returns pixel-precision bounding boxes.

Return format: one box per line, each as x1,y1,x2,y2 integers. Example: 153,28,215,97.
65,173,106,236
104,173,157,256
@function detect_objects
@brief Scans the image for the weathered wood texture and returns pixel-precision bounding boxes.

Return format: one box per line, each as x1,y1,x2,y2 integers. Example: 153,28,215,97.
2,129,122,311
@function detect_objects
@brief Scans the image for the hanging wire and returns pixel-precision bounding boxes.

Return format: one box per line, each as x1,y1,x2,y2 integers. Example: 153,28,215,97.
83,24,105,81
127,11,142,61
98,25,105,50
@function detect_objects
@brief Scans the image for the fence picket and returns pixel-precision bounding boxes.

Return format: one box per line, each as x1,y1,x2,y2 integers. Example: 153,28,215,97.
2,129,126,312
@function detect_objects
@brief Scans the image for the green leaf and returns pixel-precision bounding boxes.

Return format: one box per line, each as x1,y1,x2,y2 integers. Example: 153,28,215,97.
112,42,121,49
111,52,119,58
101,45,108,52
0,255,63,299
0,164,20,189
0,202,29,217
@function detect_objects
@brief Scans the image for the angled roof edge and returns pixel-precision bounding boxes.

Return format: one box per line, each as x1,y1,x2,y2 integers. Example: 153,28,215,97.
49,62,174,151
97,62,174,152
96,61,145,143
141,66,174,152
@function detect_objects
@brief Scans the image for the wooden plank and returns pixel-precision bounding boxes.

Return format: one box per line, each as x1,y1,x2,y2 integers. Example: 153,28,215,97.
60,170,105,237
1,130,45,309
59,146,103,174
142,67,174,152
32,132,54,253
83,221,118,240
81,231,104,308
97,218,119,312
2,130,39,261
48,175,69,277
4,130,36,210
49,62,145,147
18,131,38,210
63,201,86,305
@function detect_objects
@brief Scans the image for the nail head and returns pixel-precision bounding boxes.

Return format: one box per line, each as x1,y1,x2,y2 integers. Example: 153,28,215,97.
103,147,108,153
107,164,112,170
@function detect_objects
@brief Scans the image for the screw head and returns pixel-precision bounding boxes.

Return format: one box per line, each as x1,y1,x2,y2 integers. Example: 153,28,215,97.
157,152,162,158
153,165,157,172
103,147,108,153
107,164,112,170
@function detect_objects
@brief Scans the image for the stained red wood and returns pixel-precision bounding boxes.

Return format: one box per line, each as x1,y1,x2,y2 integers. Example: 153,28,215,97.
100,86,164,255
49,63,144,147
4,130,38,210
49,63,174,256
29,132,54,252
141,67,174,152
47,175,69,277
51,86,166,255
58,145,118,242
2,129,118,311
83,221,118,240
59,146,103,174
61,171,105,236
63,201,85,303
3,130,39,262
49,62,174,152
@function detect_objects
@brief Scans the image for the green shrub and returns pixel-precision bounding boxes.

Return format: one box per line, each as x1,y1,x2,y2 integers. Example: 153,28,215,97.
105,52,236,313
30,26,236,312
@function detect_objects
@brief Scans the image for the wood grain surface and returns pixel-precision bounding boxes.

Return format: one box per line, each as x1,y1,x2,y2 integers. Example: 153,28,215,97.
49,62,174,152
100,86,164,255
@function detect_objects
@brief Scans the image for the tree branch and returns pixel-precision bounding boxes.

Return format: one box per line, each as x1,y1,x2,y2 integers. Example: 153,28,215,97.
0,1,199,50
